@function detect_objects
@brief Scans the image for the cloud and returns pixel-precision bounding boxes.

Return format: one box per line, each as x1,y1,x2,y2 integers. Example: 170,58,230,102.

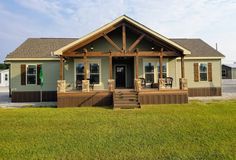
0,0,236,63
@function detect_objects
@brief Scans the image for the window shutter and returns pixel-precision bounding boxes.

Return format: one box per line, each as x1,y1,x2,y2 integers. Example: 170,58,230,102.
194,63,199,82
21,64,26,85
37,64,41,85
208,63,212,81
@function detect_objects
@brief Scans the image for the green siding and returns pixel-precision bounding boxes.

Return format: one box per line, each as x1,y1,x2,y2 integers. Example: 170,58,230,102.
177,59,222,88
10,61,59,91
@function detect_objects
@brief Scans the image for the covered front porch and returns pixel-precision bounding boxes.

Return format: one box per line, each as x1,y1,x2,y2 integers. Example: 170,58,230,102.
55,17,189,107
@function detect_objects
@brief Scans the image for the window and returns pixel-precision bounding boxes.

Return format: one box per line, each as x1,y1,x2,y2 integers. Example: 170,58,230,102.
75,59,101,85
199,63,207,81
157,63,167,78
89,63,100,84
144,62,154,83
5,74,8,81
222,69,226,77
27,65,37,84
76,63,84,82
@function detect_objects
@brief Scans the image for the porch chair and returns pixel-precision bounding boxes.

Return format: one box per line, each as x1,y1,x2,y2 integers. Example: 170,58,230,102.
76,80,82,90
87,78,95,90
139,78,146,88
76,79,95,90
165,77,173,88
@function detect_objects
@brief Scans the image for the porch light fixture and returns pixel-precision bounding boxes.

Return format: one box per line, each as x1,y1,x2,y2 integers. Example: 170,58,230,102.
90,46,94,51
151,47,155,50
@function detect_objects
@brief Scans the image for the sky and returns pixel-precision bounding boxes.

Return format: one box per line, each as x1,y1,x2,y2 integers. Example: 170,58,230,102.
0,0,236,63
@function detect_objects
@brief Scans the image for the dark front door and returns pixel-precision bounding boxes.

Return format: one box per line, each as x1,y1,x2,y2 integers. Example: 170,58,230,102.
116,66,126,88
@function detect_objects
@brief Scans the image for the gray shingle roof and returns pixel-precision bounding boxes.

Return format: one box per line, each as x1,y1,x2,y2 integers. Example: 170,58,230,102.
6,38,224,59
170,38,224,57
6,38,78,58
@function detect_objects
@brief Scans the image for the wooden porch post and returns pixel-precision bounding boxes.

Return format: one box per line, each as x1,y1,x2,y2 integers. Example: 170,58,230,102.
60,56,64,80
122,24,126,52
159,50,163,79
83,50,88,80
135,54,139,79
181,56,185,78
109,54,112,79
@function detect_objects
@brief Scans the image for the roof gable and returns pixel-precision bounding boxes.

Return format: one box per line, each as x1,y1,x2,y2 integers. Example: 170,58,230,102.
54,15,191,55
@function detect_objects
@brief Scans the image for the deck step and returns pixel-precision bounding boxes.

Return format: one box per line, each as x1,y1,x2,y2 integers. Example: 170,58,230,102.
113,90,140,109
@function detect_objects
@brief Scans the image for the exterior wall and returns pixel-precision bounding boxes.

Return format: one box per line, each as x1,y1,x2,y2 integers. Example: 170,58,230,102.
177,59,222,96
0,69,9,87
232,68,236,79
177,59,222,88
222,65,232,79
10,61,59,92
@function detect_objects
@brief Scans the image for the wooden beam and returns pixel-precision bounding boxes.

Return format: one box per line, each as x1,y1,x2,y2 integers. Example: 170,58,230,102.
122,24,126,52
60,56,64,80
64,23,122,54
135,54,139,79
103,34,122,52
125,23,180,53
84,53,88,80
128,34,145,52
181,56,185,78
109,54,112,79
159,51,163,79
63,51,178,57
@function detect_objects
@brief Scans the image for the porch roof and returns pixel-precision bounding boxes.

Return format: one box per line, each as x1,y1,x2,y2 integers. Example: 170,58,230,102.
53,15,191,56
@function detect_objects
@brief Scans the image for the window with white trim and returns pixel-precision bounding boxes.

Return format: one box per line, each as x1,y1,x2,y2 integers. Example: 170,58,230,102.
199,63,207,81
76,63,84,82
157,62,167,78
144,62,154,83
5,74,8,81
27,65,37,84
89,63,100,84
75,59,101,85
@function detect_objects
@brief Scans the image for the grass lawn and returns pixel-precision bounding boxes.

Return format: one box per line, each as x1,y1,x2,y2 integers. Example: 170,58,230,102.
0,101,235,159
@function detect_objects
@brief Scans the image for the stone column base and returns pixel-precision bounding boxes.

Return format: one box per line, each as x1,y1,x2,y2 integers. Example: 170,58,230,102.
158,78,165,90
57,80,66,93
179,78,188,90
108,79,115,92
134,79,141,92
82,80,90,92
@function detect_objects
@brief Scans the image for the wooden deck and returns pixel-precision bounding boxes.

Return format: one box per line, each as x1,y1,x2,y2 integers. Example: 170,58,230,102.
57,89,188,108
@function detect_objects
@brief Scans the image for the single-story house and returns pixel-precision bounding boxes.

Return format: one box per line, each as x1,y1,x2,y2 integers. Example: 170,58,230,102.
222,63,236,79
5,15,224,108
0,69,9,87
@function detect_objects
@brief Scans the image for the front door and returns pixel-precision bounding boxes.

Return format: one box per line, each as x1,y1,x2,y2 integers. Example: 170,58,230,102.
115,66,126,88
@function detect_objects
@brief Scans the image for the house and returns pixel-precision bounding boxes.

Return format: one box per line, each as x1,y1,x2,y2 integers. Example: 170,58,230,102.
0,69,9,87
5,15,224,108
222,63,236,79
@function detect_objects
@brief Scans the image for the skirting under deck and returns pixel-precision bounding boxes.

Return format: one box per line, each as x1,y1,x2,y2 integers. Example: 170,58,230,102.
57,91,113,107
188,87,222,97
139,90,188,104
11,91,57,102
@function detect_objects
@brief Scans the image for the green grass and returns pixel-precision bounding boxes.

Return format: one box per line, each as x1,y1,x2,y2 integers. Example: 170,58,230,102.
0,101,235,159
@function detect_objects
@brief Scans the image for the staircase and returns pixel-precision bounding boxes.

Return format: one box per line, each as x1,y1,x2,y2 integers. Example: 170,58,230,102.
113,90,140,109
